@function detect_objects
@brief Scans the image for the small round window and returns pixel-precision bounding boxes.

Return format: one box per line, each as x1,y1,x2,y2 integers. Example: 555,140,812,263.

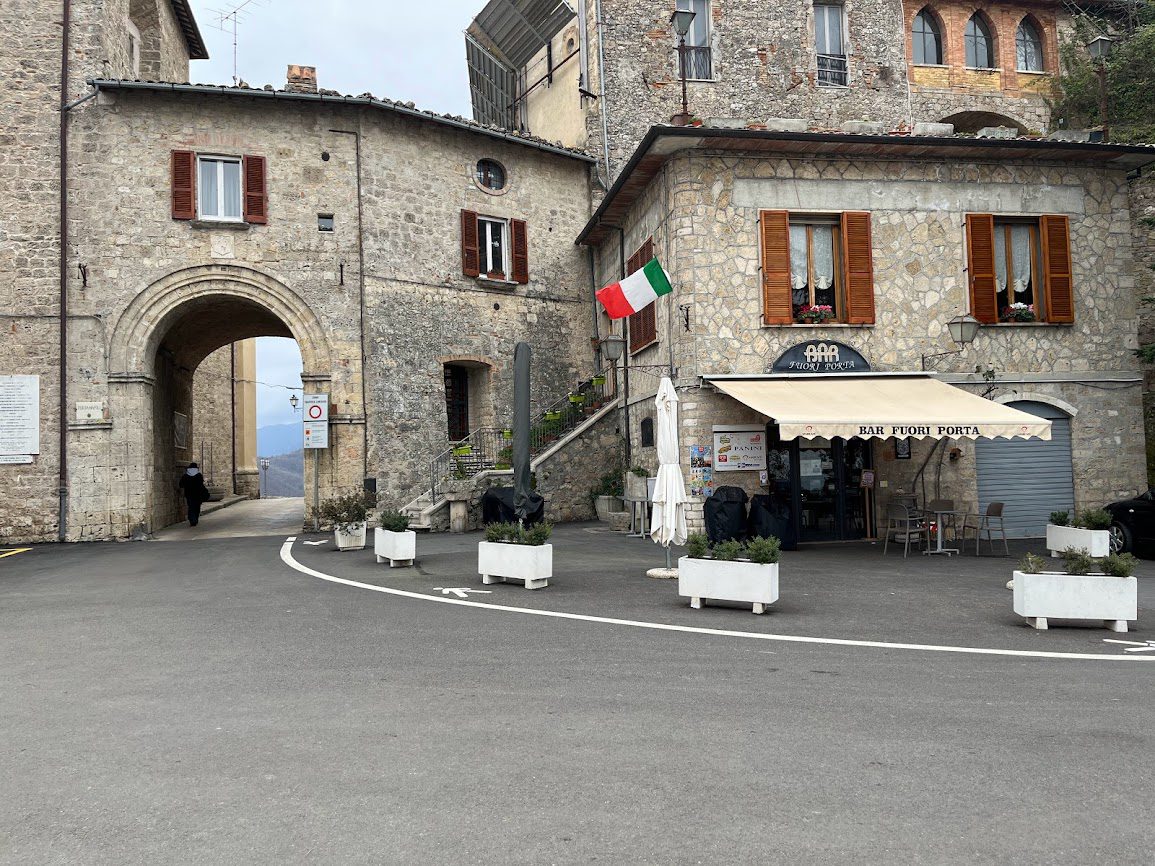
475,159,507,192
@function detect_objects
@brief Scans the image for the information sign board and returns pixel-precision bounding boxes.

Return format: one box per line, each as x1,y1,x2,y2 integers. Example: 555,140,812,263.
713,425,766,472
302,394,330,449
0,375,39,455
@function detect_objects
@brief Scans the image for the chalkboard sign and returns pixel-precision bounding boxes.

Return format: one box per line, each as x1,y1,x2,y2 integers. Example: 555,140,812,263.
771,341,871,374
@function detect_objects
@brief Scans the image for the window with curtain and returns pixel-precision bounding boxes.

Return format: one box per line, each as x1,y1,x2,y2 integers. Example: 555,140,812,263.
815,1,848,86
965,213,1073,324
197,156,242,221
675,0,712,79
1016,20,1044,72
912,9,942,65
789,219,842,322
965,14,995,69
993,220,1045,320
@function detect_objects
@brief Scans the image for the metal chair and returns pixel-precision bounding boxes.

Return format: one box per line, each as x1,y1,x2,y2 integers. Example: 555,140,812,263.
962,502,1010,556
883,503,929,557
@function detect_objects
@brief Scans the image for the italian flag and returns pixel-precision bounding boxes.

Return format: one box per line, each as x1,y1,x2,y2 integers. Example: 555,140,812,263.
596,258,673,319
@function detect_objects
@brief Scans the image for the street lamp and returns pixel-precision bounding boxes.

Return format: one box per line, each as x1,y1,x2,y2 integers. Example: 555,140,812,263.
921,314,981,370
1087,35,1114,143
289,393,299,411
600,333,626,364
260,457,270,496
670,8,697,126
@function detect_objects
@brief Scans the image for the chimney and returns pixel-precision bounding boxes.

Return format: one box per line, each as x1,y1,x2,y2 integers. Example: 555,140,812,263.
286,65,317,93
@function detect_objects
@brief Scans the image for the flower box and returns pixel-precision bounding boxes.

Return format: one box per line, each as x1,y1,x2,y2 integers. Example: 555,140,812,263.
1046,524,1110,558
678,556,779,614
591,375,606,386
544,410,562,422
1012,570,1137,632
595,495,624,523
569,394,585,405
452,445,473,457
374,528,416,567
478,541,552,589
333,522,367,551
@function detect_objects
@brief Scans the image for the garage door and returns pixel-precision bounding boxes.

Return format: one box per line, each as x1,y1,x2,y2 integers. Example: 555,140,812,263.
975,401,1073,538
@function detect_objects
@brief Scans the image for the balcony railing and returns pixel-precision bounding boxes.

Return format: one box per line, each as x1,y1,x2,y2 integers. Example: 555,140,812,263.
817,53,848,87
679,46,713,81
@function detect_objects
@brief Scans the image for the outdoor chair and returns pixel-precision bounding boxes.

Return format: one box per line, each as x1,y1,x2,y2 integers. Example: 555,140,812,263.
883,503,929,557
961,501,1010,556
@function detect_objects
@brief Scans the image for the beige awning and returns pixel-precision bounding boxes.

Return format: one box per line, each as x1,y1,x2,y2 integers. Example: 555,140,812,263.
708,375,1051,441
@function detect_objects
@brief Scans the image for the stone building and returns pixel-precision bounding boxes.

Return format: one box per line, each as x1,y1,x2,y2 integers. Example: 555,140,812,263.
578,126,1154,539
468,0,1076,179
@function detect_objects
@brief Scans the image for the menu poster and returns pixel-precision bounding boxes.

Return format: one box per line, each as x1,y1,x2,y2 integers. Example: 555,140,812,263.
0,375,39,455
713,426,766,472
688,444,714,496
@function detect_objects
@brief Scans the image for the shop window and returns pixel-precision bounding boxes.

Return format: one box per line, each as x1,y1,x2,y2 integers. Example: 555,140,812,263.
759,210,875,325
627,237,658,353
815,1,848,86
911,8,943,65
675,0,712,79
1016,19,1044,72
965,14,996,70
965,214,1073,324
460,210,529,283
640,417,655,447
170,150,267,224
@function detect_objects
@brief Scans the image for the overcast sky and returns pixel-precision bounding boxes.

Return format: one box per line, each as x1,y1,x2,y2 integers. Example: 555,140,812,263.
190,1,486,427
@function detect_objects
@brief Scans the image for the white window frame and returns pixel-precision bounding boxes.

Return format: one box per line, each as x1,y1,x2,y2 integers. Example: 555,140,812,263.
196,155,244,223
478,216,509,277
814,1,849,88
125,18,141,78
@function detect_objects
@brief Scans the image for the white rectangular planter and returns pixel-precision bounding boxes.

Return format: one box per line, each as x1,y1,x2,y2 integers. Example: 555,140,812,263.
1046,524,1110,558
333,522,367,551
374,528,416,567
478,541,552,590
1012,570,1137,632
678,556,779,614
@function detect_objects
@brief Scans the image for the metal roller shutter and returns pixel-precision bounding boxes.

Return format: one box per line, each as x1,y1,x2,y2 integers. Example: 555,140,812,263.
975,401,1073,538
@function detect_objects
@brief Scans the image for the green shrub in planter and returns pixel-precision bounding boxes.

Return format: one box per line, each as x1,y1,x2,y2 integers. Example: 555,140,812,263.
378,509,410,532
713,539,744,562
1049,510,1070,527
1019,552,1047,574
744,536,781,565
522,522,553,546
1060,546,1096,575
485,522,516,543
686,533,710,559
629,465,649,477
318,491,374,532
1076,508,1112,531
484,521,552,545
1099,552,1139,577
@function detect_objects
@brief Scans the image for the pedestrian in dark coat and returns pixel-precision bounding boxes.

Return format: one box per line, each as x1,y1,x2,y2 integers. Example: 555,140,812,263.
179,462,210,526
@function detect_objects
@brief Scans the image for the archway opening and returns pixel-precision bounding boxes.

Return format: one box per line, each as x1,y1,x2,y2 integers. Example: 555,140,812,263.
940,111,1029,135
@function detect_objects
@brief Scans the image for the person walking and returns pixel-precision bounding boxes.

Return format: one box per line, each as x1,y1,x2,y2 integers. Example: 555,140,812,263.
179,462,210,526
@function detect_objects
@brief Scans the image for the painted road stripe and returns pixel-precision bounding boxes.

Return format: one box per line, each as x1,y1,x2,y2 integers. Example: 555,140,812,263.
280,539,1152,662
0,548,31,560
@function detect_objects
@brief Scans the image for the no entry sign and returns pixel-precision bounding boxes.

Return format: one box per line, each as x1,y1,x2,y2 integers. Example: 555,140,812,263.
303,394,329,449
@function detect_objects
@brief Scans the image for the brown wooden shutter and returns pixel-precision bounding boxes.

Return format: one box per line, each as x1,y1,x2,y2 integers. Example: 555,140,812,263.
242,155,268,224
841,211,876,324
1041,214,1074,323
760,210,793,324
965,213,999,324
511,219,529,284
171,150,196,220
628,239,657,352
461,210,480,277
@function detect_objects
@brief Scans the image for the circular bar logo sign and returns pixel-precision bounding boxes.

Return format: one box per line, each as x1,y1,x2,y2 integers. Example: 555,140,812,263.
771,341,870,374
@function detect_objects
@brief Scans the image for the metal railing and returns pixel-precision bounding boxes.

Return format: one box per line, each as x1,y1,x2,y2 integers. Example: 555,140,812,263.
681,46,712,80
427,368,616,499
817,53,848,87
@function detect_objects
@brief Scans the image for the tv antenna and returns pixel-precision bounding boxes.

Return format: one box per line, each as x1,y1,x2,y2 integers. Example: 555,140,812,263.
210,0,270,85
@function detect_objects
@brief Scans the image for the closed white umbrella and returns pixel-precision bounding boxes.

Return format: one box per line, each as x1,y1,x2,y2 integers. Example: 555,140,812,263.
650,376,688,555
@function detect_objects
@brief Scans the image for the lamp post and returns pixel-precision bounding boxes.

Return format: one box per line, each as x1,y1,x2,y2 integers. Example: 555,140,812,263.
921,314,981,370
260,457,270,496
1088,35,1114,143
289,393,299,412
670,9,697,126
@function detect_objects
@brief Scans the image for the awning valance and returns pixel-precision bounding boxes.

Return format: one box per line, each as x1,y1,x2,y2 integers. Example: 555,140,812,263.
708,375,1051,441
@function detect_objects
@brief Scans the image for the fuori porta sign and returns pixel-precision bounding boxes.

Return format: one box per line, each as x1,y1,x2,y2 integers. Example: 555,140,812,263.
770,341,870,374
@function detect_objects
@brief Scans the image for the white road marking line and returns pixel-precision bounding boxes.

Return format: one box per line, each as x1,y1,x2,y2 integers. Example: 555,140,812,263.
281,539,1152,662
303,540,328,546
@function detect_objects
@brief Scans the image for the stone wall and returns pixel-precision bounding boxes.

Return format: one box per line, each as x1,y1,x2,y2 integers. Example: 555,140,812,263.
533,404,623,522
1131,174,1155,485
189,344,235,492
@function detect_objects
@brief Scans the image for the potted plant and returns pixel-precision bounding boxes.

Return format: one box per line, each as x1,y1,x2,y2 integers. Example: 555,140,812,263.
374,509,416,567
478,521,553,589
1000,302,1036,323
624,465,650,501
544,409,562,422
318,490,373,551
453,444,473,457
1012,549,1138,632
1046,508,1111,558
590,472,625,522
795,304,836,324
591,374,607,387
678,534,781,614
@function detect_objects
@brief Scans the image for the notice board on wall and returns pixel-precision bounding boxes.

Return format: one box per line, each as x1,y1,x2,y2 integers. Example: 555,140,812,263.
713,425,765,472
0,375,39,455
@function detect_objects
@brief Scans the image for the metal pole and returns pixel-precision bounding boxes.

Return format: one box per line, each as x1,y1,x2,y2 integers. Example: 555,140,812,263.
312,449,320,531
679,35,689,122
1097,62,1110,142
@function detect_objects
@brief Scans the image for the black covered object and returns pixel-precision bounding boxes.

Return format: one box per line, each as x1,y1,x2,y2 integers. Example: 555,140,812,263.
704,485,749,544
748,494,797,551
481,487,544,526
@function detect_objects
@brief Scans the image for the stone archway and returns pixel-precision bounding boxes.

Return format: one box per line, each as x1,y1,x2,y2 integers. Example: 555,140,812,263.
105,265,341,535
939,111,1030,135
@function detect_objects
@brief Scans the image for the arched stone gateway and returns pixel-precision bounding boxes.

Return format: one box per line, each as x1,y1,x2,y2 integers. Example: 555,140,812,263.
99,264,354,538
939,111,1030,135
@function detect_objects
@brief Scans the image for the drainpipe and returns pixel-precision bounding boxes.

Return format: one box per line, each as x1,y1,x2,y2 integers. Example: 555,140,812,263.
586,245,600,369
594,0,613,184
57,0,72,542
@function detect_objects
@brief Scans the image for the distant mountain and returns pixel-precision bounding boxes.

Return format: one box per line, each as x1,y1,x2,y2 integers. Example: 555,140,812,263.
258,423,303,458
261,449,304,497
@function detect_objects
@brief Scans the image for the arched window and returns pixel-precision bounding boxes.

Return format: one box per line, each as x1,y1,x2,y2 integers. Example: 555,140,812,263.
965,14,995,69
912,9,943,65
1016,19,1044,72
640,417,655,448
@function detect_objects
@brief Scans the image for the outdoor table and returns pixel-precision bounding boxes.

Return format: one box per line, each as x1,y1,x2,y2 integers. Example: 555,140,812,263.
923,509,964,556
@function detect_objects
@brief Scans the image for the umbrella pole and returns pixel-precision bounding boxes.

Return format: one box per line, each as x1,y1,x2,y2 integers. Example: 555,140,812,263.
665,544,671,569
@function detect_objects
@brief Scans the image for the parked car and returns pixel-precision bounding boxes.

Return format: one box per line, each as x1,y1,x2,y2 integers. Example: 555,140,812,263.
1104,489,1155,554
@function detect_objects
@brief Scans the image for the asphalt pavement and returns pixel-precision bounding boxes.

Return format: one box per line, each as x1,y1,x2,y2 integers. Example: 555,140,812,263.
1,525,1152,864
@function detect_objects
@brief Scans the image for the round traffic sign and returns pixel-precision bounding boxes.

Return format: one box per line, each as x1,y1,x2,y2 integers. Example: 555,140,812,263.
308,404,324,419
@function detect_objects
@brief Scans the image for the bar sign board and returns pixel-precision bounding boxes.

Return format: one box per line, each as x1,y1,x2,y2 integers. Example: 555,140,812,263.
303,393,329,450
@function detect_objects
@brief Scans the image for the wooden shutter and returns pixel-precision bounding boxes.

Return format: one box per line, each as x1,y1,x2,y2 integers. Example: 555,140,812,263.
461,210,480,277
511,219,529,284
965,213,999,324
628,238,656,352
841,211,876,324
760,210,793,324
1041,214,1074,323
242,155,268,224
171,150,196,220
